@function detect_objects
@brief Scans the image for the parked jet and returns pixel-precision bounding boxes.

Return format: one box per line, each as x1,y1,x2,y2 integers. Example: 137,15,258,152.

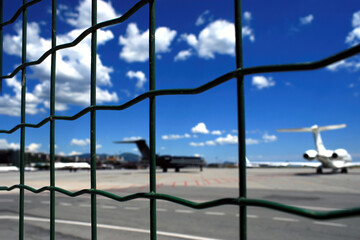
114,140,205,172
277,124,358,174
55,162,90,172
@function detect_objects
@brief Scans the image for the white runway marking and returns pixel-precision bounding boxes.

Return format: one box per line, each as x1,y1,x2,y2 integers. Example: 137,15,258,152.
101,205,117,209
313,221,347,228
59,202,72,207
175,209,194,214
273,217,299,222
0,215,223,240
0,199,13,203
79,204,91,208
124,206,140,210
156,208,167,212
205,212,225,216
41,201,50,204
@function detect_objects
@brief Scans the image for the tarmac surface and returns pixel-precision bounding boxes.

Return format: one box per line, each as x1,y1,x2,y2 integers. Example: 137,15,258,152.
0,167,359,239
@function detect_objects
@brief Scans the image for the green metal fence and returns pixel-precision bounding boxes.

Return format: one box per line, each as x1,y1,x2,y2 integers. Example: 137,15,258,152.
0,0,360,239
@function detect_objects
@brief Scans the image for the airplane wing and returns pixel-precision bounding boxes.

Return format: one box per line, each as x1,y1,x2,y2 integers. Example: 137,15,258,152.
277,127,315,132
286,162,321,168
277,124,346,132
344,162,360,168
318,124,346,131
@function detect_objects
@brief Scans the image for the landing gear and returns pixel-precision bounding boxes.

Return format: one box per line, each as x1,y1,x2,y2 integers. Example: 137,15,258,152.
175,167,180,173
162,167,168,173
341,168,348,174
316,167,323,174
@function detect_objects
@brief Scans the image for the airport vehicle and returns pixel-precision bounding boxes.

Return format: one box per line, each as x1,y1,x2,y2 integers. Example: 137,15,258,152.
114,139,205,172
277,124,358,174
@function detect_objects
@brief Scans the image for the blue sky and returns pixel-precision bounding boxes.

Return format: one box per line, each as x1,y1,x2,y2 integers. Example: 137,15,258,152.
0,0,359,163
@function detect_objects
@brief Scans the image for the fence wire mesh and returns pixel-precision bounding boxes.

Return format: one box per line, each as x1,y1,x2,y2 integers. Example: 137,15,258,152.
0,0,360,239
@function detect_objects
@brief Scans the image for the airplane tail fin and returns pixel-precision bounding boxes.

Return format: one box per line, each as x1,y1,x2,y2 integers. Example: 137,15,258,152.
114,140,150,161
277,124,346,153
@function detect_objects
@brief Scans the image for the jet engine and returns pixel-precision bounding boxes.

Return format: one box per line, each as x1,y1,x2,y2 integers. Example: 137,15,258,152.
303,149,317,160
332,148,349,159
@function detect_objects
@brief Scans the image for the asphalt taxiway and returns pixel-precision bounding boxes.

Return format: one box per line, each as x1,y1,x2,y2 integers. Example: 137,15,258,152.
0,168,359,239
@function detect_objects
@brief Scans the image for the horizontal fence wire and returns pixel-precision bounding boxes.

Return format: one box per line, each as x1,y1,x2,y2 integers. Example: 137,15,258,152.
0,0,360,240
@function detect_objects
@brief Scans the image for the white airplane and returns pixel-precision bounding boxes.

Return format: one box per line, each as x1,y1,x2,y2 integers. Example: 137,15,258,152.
0,166,19,172
277,124,358,174
55,162,90,172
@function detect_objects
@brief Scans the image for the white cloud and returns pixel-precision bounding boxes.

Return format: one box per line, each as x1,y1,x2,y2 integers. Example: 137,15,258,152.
327,59,360,72
346,10,360,46
69,151,82,156
195,10,211,26
65,0,119,29
162,134,191,140
246,138,259,145
211,130,222,135
71,138,90,146
189,142,205,147
205,140,216,146
119,23,177,63
0,139,20,149
262,133,278,143
174,49,193,61
299,14,314,25
26,143,42,152
326,10,360,73
215,134,238,145
191,122,210,134
180,18,254,60
252,76,275,90
243,11,252,21
2,2,119,116
126,70,147,89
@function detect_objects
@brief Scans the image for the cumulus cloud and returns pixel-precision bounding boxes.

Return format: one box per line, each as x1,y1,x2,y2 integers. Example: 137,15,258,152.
119,23,177,63
246,138,259,145
178,17,254,60
189,142,205,147
346,10,360,46
195,10,212,26
1,0,119,116
299,14,314,25
0,139,20,150
174,49,193,61
71,138,90,146
211,130,222,135
214,134,238,145
327,59,360,72
252,76,275,90
162,134,191,140
26,143,42,152
262,133,278,143
191,122,210,134
327,10,360,72
69,151,82,156
64,0,119,28
243,11,252,21
126,70,147,89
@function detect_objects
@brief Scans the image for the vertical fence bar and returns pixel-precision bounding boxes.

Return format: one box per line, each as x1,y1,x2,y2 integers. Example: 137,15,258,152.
234,0,247,239
19,1,27,239
49,0,57,239
90,0,97,239
149,0,157,239
0,0,3,93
